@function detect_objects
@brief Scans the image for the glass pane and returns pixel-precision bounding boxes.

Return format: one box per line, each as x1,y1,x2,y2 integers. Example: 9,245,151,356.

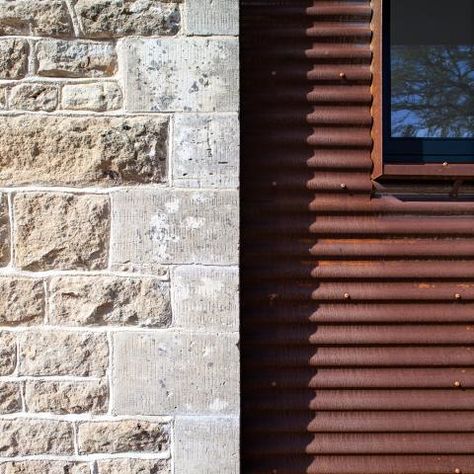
390,0,474,138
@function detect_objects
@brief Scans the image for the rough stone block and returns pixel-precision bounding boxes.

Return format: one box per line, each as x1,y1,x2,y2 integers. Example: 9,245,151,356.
0,194,9,267
0,383,21,414
112,332,239,415
49,276,171,327
95,459,170,474
0,332,16,376
172,266,238,331
123,38,238,112
172,113,239,188
0,419,74,456
0,0,73,36
0,462,89,474
13,193,109,271
111,190,238,267
0,116,168,186
78,420,170,454
175,417,239,474
185,0,238,35
0,39,28,79
75,0,181,38
35,40,116,78
9,83,58,112
61,82,122,111
25,380,108,414
19,330,108,376
0,277,44,326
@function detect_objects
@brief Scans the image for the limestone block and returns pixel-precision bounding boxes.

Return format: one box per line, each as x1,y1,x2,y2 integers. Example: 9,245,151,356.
112,331,239,415
0,116,168,186
95,459,170,474
0,39,28,79
9,83,59,112
0,277,45,326
122,38,238,112
172,113,239,188
62,82,122,111
172,266,238,331
0,462,89,474
25,380,108,414
19,330,108,376
49,275,171,327
174,417,239,474
185,0,238,35
0,382,21,414
0,0,73,36
111,190,238,267
0,194,9,267
0,419,74,456
13,193,110,271
35,40,116,78
75,0,181,38
0,332,16,376
78,420,170,454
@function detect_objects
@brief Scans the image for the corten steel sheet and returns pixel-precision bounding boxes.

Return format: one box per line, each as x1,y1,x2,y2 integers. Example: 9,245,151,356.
241,0,474,473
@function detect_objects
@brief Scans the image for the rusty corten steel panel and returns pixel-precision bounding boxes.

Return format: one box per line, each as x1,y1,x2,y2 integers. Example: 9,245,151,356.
241,0,474,473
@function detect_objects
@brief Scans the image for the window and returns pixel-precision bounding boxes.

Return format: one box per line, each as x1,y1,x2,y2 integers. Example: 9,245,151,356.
372,0,474,178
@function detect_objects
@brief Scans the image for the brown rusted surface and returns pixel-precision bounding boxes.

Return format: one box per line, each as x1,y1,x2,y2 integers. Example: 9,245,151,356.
304,0,474,472
242,0,474,473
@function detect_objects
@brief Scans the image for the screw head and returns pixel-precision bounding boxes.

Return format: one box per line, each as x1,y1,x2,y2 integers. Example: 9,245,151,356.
455,469,461,474
344,293,351,300
455,293,462,300
454,381,461,388
340,183,347,189
443,161,449,167
339,72,346,78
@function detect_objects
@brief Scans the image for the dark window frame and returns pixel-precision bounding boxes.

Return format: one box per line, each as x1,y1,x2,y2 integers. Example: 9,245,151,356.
371,0,474,179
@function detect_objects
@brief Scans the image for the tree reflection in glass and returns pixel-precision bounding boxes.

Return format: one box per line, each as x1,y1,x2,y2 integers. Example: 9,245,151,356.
391,44,474,138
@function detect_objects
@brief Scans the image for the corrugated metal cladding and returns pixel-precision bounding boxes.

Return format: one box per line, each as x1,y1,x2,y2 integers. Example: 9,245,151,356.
241,1,474,473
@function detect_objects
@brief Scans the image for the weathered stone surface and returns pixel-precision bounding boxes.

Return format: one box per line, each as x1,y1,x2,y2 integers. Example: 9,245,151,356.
0,462,89,474
14,193,109,271
0,419,74,456
173,113,239,188
9,83,59,112
75,0,180,38
0,383,21,414
0,277,44,326
19,330,108,376
172,266,238,331
0,87,6,109
36,40,116,78
25,380,108,414
78,420,170,454
96,459,171,474
0,0,73,36
50,276,171,327
0,332,16,376
112,332,239,415
0,194,9,267
62,82,122,111
185,0,238,35
175,417,239,474
0,39,28,79
123,38,238,112
111,190,238,267
0,116,168,186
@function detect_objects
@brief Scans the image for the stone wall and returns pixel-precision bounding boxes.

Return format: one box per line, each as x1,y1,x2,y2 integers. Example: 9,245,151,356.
0,1,239,472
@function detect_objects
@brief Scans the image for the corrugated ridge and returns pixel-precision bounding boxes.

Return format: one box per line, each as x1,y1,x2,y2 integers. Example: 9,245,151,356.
305,1,474,473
